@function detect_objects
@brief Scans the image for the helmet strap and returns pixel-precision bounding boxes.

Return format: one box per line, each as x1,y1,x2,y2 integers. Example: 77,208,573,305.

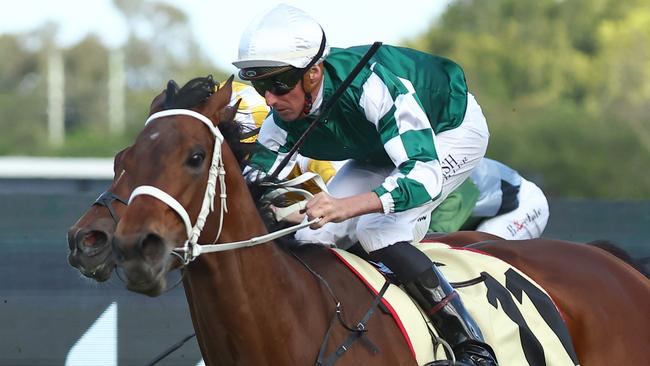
303,90,313,115
302,70,315,114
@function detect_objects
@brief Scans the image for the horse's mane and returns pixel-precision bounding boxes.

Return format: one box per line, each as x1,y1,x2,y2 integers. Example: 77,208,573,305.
164,75,298,248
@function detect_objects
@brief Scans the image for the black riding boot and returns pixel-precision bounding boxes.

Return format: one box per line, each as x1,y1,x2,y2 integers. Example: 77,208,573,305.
370,242,497,366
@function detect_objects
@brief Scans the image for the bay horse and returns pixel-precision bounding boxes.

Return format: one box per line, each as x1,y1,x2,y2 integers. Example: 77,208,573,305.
92,76,649,365
67,76,251,281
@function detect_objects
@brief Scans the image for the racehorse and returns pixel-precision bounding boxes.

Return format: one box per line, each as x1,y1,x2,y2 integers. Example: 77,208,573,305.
86,76,650,365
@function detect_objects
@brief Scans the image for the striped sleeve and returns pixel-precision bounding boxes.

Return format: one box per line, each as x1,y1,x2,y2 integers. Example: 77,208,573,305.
244,114,299,180
360,63,443,213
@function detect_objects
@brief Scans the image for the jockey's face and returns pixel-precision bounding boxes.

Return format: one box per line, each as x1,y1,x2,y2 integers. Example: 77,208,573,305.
263,80,307,121
262,65,323,122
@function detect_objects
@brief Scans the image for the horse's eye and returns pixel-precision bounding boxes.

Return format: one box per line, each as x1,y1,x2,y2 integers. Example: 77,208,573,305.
186,152,205,168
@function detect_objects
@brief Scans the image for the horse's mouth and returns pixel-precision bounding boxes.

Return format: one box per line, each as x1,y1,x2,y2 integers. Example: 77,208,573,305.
68,246,115,282
80,262,114,282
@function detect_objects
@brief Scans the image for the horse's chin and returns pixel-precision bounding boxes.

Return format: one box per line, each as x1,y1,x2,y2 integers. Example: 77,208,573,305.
122,262,170,297
127,277,167,297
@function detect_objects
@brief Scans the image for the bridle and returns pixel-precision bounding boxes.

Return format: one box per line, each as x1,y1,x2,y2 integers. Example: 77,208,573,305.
127,108,228,264
128,108,319,264
92,170,128,224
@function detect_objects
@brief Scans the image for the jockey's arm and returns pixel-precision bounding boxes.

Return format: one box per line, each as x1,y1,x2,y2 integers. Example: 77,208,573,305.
304,191,382,229
361,65,443,214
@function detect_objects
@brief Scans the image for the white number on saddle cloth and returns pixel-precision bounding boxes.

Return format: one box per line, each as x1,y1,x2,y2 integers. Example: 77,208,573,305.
329,243,580,366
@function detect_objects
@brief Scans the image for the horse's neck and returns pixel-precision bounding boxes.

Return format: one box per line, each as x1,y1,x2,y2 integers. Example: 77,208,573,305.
185,149,331,364
195,146,297,291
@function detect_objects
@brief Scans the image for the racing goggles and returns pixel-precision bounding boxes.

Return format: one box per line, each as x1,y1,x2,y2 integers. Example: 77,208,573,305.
241,66,305,96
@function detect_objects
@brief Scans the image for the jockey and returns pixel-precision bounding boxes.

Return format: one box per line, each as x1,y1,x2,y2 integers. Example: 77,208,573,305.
233,4,496,365
429,158,550,240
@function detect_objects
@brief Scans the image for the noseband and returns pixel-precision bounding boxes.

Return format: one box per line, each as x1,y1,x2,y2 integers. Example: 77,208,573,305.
93,170,129,224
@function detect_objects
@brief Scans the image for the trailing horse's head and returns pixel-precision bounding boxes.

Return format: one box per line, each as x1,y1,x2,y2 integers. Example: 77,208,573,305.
112,76,236,296
67,147,131,281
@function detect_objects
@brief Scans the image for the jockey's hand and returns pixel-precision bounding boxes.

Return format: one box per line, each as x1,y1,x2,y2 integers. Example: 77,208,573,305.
303,191,383,229
304,192,349,229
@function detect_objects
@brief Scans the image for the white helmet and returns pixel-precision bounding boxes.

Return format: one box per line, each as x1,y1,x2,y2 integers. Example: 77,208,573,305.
232,4,329,71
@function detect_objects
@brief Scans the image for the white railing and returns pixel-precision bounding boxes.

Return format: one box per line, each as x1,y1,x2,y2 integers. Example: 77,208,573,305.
0,156,113,180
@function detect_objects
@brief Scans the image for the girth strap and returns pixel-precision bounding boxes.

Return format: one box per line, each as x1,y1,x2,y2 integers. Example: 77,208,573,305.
315,281,390,366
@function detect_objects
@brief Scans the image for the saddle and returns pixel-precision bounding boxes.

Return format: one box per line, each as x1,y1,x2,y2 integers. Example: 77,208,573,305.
331,241,579,366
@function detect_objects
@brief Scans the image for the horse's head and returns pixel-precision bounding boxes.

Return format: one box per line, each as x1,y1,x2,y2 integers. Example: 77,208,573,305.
112,76,237,296
65,82,175,282
67,77,244,284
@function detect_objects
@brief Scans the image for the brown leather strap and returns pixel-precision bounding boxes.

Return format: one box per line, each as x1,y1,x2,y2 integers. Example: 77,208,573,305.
428,291,459,316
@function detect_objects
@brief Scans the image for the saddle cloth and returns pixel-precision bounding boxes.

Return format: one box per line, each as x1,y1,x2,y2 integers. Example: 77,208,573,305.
330,241,579,366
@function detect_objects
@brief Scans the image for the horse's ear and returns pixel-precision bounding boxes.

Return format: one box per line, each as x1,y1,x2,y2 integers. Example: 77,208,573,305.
150,80,181,115
165,80,180,107
202,75,234,125
113,146,131,176
149,90,166,115
219,97,242,124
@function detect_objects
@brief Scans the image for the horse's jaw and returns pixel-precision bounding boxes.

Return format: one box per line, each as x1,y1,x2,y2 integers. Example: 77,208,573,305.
126,278,166,297
120,259,171,297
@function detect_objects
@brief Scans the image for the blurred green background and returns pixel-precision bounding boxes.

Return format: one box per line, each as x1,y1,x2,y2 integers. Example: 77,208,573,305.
1,0,649,199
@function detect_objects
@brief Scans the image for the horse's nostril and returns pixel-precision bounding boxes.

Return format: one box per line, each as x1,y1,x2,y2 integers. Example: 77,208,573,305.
82,230,108,248
75,230,110,257
140,233,166,262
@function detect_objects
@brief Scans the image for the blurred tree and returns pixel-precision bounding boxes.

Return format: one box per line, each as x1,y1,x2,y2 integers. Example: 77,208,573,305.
0,31,46,154
0,35,38,90
113,0,225,89
102,0,230,157
594,4,650,152
0,0,229,156
407,0,650,198
64,36,109,133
